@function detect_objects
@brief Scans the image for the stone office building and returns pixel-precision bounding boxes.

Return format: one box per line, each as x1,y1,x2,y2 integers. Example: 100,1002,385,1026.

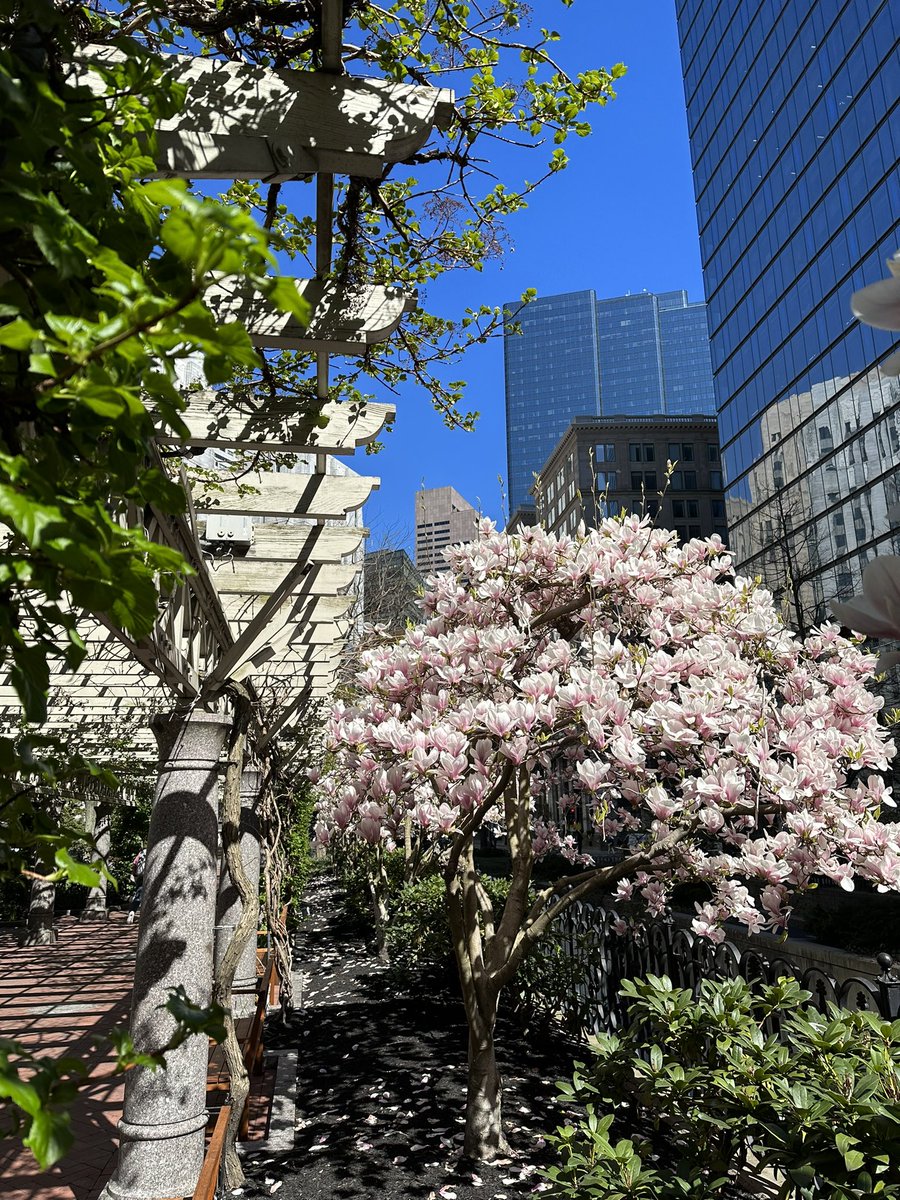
534,414,727,545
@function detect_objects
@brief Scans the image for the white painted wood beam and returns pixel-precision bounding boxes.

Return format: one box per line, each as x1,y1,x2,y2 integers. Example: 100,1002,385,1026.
158,398,394,456
208,280,415,355
76,51,454,182
193,471,377,520
207,560,360,596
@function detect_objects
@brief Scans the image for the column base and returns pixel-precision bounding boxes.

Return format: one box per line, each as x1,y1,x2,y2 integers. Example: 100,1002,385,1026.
102,1111,209,1200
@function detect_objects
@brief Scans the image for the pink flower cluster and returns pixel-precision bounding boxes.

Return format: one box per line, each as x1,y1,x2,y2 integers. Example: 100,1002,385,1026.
315,516,900,938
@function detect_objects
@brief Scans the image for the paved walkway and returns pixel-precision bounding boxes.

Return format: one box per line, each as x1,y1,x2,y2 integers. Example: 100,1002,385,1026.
247,874,575,1200
0,914,138,1200
0,915,276,1200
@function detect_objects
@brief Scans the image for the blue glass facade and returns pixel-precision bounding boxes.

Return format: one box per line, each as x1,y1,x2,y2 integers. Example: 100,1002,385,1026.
504,290,601,517
504,288,716,514
677,0,900,628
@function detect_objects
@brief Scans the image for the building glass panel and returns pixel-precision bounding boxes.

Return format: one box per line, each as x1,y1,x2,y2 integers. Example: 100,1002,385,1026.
504,288,716,514
677,0,900,633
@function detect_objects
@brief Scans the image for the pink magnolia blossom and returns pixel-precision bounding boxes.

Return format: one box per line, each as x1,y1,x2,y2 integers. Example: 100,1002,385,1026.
314,516,900,943
831,555,900,671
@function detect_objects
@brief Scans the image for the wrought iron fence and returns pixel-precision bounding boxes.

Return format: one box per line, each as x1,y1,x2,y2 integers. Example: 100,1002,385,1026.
534,902,900,1042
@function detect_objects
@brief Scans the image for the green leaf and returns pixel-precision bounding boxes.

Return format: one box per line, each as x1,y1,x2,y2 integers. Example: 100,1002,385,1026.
23,1108,73,1169
53,848,102,888
0,318,38,349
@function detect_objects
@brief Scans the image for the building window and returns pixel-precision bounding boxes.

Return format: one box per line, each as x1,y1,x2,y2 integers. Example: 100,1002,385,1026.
712,499,726,519
595,443,616,462
671,470,697,490
596,471,617,490
672,500,685,518
668,442,695,462
628,442,655,463
631,471,657,490
709,469,723,489
707,443,720,462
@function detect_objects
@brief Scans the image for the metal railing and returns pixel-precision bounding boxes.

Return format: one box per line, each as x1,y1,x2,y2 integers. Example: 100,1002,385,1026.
539,902,900,1042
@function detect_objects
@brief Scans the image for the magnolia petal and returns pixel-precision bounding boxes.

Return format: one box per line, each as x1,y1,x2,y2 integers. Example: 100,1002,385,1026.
830,596,898,637
851,274,900,331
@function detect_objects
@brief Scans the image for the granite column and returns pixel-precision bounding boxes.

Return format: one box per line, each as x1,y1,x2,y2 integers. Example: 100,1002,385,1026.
103,707,230,1200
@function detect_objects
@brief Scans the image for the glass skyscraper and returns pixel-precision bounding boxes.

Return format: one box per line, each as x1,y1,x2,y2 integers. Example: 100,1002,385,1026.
504,288,716,515
676,0,900,631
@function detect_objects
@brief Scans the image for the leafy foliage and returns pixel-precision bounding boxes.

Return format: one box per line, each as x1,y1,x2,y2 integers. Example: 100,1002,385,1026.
283,780,320,921
546,974,900,1200
0,5,305,875
106,0,623,432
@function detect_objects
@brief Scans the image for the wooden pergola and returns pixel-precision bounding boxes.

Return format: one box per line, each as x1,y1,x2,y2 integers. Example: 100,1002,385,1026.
0,8,452,1197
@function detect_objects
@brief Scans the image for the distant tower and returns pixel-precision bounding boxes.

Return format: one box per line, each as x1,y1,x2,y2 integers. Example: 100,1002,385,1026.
414,486,480,573
503,288,715,516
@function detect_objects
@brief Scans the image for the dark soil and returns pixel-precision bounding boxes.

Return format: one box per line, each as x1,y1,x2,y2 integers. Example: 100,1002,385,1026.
241,875,582,1200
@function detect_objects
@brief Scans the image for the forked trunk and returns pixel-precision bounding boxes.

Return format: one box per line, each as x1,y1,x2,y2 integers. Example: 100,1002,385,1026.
464,1025,508,1160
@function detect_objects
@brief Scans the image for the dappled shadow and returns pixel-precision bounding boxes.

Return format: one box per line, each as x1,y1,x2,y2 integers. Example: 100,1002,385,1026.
244,877,580,1200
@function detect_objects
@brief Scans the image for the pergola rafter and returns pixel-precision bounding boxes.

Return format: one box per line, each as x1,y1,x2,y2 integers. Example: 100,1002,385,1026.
2,6,453,1194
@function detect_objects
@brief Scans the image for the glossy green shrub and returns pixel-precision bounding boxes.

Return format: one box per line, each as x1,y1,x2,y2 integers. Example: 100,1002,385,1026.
546,974,900,1200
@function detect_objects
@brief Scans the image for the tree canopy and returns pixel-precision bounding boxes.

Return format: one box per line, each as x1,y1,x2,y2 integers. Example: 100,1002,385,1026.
316,516,900,1157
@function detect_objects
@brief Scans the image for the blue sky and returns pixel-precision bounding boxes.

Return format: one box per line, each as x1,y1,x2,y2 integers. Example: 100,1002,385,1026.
359,0,706,553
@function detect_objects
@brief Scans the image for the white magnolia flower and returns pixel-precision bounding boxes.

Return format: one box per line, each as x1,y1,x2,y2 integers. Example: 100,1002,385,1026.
831,555,900,671
851,250,900,375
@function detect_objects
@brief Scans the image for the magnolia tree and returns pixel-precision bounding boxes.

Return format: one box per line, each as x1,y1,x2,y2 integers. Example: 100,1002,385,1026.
313,516,900,1161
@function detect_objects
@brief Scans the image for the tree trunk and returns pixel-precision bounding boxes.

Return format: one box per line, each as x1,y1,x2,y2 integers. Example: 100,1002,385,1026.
464,1020,508,1160
21,877,57,945
212,722,257,1193
368,873,390,964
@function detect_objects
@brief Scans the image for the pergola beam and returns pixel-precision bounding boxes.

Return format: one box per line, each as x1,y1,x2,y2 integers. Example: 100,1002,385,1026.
193,471,377,520
76,50,454,182
208,279,415,355
158,398,394,456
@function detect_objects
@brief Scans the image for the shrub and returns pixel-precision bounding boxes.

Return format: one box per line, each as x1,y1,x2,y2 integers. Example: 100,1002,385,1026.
546,974,900,1200
284,785,319,921
383,871,589,1028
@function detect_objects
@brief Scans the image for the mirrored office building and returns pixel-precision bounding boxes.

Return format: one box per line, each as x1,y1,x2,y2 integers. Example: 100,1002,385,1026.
676,0,900,631
503,288,716,518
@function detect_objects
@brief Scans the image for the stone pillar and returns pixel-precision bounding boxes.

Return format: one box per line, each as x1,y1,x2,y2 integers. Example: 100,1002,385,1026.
103,708,230,1200
81,801,111,921
20,877,57,945
214,766,262,1018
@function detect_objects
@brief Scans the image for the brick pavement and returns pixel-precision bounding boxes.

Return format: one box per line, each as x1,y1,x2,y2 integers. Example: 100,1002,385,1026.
0,915,277,1200
0,914,137,1200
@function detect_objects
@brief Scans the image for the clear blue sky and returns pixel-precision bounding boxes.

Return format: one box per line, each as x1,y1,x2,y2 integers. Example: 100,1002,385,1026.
359,1,705,552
